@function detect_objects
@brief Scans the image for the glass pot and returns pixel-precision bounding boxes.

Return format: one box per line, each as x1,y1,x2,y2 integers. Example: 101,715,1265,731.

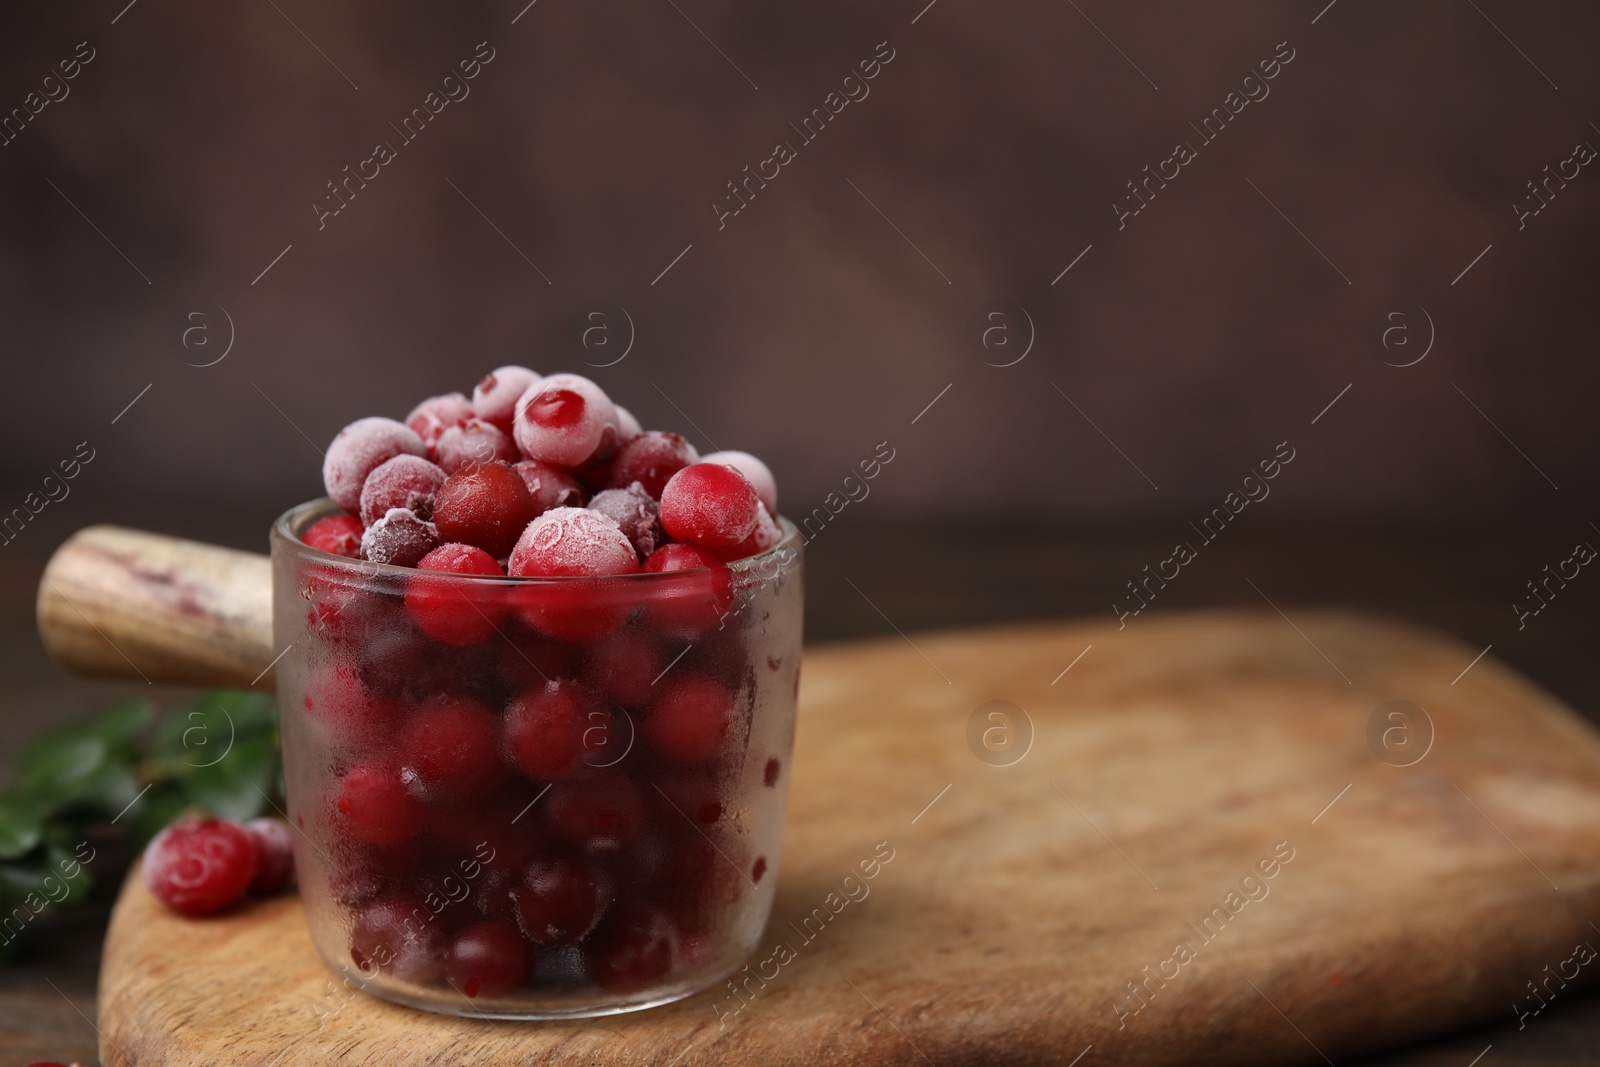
270,499,803,1019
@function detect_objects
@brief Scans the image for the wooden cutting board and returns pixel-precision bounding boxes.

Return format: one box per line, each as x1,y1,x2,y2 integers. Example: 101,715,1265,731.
97,611,1600,1066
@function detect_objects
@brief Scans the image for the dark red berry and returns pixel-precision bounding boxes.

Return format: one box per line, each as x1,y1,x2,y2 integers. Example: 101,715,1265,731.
398,694,503,800
587,483,661,557
142,818,258,916
587,905,676,991
361,507,440,567
432,462,537,558
513,857,608,944
512,459,587,515
547,775,644,852
445,920,533,998
405,543,507,645
350,892,445,982
645,673,735,765
605,431,698,498
333,763,425,846
243,817,295,895
659,463,760,553
581,628,665,708
303,513,364,558
640,543,734,638
503,680,602,781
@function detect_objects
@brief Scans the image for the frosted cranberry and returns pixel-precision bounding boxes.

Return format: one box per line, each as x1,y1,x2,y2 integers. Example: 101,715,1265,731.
323,417,427,513
547,775,644,852
764,757,780,787
513,857,608,944
717,503,783,562
398,695,502,800
242,818,295,895
503,680,602,781
405,543,506,645
435,418,519,474
508,507,638,577
512,373,616,467
659,463,760,553
605,432,699,499
350,893,445,982
445,920,532,998
581,628,664,708
405,392,474,450
512,459,587,515
359,454,448,525
751,856,767,883
142,818,257,916
640,544,734,638
303,513,363,558
699,450,777,513
588,905,676,991
587,484,660,558
472,365,540,434
333,763,425,846
432,462,536,558
646,673,735,765
613,404,642,442
361,507,441,567
302,663,398,750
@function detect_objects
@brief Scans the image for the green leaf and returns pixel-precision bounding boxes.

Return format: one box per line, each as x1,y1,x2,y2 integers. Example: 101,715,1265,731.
56,759,141,816
91,699,155,749
15,732,106,800
0,795,43,860
155,690,277,770
130,785,188,845
181,733,279,822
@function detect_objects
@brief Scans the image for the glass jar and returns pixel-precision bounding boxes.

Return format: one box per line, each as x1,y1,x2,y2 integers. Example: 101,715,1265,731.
270,499,802,1018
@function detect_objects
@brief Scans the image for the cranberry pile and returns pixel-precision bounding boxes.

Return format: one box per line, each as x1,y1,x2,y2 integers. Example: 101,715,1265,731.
291,368,792,1003
143,816,296,915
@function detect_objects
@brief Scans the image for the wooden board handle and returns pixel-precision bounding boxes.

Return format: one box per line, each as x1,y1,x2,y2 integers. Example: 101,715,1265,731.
36,526,275,690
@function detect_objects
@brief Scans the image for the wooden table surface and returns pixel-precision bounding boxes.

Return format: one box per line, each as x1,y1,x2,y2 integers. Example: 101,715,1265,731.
2,506,1597,1065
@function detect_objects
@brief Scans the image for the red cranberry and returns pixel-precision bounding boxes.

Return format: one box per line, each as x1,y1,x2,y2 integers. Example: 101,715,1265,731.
639,543,734,638
472,365,540,434
503,680,602,781
242,817,295,895
303,513,363,558
507,507,639,577
404,392,473,450
547,775,644,852
323,416,427,513
581,628,665,708
656,773,724,826
405,543,506,645
645,673,736,765
446,920,533,998
764,757,781,787
605,431,698,499
716,503,783,562
432,462,537,559
511,373,616,467
302,663,398,751
513,857,608,944
435,417,519,474
587,483,660,557
350,892,446,982
699,450,777,513
398,694,503,800
142,818,258,915
360,507,441,567
332,763,425,846
512,576,634,642
658,462,761,553
587,905,676,991
512,459,587,515
359,454,448,526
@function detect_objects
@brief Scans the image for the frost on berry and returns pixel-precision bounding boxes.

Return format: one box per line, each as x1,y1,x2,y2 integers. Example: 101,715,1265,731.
323,417,428,513
511,373,616,468
472,365,540,434
405,393,473,451
507,507,639,577
587,483,660,558
359,454,448,526
361,507,441,567
435,418,519,474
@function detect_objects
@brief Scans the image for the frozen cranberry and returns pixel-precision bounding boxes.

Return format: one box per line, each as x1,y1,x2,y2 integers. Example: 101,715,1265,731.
405,392,474,451
432,462,537,559
361,507,441,567
653,832,741,936
405,543,506,645
659,463,760,553
512,373,616,467
588,905,676,991
435,417,519,474
333,763,425,846
657,773,724,826
512,459,587,515
242,818,295,895
718,503,783,562
142,818,258,916
513,857,608,944
764,757,781,787
398,695,502,801
581,628,664,708
548,775,644,853
503,680,602,781
359,454,448,525
303,513,364,558
302,663,398,750
640,544,734,638
613,405,642,442
507,507,639,577
605,431,699,499
350,893,446,982
472,365,540,434
699,450,777,513
512,577,632,642
646,673,735,765
444,919,532,998
587,483,660,558
323,416,428,513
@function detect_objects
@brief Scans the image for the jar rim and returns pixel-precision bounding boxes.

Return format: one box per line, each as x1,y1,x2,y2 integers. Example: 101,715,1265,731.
270,497,800,583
